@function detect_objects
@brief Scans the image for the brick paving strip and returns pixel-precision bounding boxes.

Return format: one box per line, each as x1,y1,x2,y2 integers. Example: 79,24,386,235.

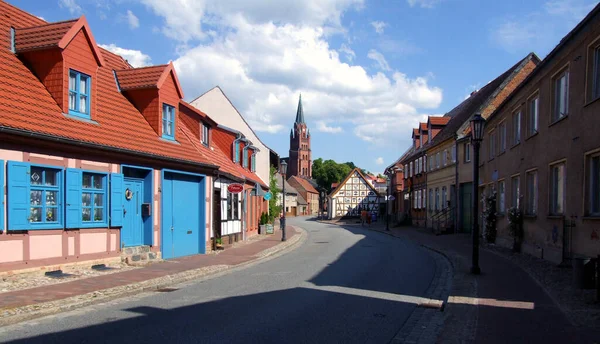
0,226,307,326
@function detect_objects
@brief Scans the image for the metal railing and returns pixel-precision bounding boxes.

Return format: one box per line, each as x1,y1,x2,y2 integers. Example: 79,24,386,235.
430,206,455,234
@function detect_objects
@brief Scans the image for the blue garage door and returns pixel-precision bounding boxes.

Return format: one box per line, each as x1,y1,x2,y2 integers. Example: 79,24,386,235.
162,171,205,259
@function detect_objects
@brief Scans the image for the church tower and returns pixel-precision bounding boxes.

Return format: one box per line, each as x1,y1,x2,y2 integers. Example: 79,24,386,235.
288,95,311,179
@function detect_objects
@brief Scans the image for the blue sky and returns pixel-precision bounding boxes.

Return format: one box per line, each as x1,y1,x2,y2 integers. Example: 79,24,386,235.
9,0,599,174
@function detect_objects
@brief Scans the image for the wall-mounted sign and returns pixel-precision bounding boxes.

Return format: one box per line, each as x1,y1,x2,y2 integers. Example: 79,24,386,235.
227,183,244,194
388,195,396,201
264,191,272,201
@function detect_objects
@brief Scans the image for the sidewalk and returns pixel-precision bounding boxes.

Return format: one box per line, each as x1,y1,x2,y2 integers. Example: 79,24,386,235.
0,226,303,326
328,221,600,343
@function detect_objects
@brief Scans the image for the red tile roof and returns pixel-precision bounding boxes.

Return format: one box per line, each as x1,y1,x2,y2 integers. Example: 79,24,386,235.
419,122,427,131
0,2,230,175
116,62,183,98
412,128,419,137
15,19,77,51
290,176,318,194
14,16,104,66
429,116,451,126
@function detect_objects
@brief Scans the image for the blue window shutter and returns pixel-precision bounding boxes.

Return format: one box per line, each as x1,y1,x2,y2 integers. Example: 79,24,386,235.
65,168,82,228
7,161,30,230
0,160,4,231
234,141,240,162
243,148,248,168
110,173,124,227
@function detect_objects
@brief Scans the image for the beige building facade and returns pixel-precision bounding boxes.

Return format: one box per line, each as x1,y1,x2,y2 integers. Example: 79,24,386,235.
480,5,600,262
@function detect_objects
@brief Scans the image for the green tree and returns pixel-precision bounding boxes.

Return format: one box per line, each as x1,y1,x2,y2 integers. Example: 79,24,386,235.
268,166,281,223
312,158,353,192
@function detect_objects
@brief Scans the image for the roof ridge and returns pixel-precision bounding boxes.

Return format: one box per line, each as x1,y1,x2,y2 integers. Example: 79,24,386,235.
116,64,169,72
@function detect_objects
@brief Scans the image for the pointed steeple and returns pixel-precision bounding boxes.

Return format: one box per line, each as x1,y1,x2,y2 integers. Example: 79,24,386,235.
295,94,305,124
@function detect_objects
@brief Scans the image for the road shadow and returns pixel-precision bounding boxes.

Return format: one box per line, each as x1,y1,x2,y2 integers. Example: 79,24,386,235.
3,287,419,344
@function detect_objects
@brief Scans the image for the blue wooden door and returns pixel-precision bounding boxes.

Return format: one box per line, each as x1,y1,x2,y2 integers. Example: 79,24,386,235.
122,179,144,247
162,172,204,259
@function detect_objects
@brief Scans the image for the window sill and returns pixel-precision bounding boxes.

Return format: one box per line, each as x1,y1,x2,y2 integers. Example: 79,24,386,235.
547,215,564,219
548,115,568,128
80,222,109,229
496,213,505,217
524,214,537,219
583,96,600,108
65,113,98,125
26,224,65,230
160,137,180,144
582,216,600,221
510,142,520,149
488,158,495,162
498,151,506,157
525,132,539,141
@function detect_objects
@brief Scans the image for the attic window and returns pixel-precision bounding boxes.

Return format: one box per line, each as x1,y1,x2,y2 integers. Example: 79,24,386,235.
201,123,209,146
10,27,15,53
162,103,175,140
68,70,91,119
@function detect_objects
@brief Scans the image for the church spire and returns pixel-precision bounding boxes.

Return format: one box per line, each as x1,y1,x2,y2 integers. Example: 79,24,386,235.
295,94,305,124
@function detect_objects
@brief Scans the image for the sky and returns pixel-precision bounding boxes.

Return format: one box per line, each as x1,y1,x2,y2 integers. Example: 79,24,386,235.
9,0,599,174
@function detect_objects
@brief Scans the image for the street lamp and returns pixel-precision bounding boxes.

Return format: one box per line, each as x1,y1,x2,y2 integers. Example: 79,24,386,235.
470,113,486,275
280,160,287,242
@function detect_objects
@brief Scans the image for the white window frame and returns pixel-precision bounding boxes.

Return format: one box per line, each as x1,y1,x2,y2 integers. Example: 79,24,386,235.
499,121,507,153
528,94,539,136
552,68,569,122
526,170,538,215
451,144,456,163
498,180,506,214
436,153,440,168
465,143,471,162
588,152,600,216
549,162,566,215
511,175,520,208
512,111,521,145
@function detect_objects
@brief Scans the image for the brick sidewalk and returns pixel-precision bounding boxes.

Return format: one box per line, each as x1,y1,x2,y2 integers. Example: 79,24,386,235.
0,227,298,312
350,222,600,343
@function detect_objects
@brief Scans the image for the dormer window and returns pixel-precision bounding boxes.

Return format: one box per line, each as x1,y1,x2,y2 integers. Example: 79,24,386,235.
201,124,209,146
68,70,91,119
162,103,175,140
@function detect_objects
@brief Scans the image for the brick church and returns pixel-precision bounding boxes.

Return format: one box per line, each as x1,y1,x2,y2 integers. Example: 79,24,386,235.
286,95,312,179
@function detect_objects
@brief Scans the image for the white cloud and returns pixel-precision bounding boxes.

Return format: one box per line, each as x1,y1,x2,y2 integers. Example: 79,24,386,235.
371,21,387,34
142,0,442,144
59,0,82,15
99,44,152,67
407,0,441,8
339,43,356,61
140,0,364,43
126,10,140,29
375,157,384,165
316,121,343,133
367,49,391,71
492,0,597,54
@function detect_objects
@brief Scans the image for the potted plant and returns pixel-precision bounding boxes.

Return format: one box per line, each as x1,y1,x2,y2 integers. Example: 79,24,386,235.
215,237,224,250
484,192,497,243
508,206,524,252
259,212,268,234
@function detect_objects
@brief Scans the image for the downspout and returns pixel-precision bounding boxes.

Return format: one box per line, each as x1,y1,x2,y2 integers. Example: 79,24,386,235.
455,137,460,234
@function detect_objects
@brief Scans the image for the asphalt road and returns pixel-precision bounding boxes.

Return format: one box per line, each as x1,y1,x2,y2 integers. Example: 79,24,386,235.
0,218,436,344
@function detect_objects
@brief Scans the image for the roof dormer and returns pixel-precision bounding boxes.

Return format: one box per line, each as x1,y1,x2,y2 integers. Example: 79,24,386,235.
116,62,184,141
179,101,217,147
14,16,105,121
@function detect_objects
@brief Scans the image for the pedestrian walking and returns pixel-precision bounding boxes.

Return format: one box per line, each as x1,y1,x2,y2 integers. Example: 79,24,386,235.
361,209,367,226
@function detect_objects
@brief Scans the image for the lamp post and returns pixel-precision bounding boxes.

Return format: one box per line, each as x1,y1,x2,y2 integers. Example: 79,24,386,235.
280,161,287,242
470,113,486,275
386,175,391,231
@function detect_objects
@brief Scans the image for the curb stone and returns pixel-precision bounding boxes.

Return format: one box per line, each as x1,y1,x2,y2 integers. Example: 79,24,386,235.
0,227,307,327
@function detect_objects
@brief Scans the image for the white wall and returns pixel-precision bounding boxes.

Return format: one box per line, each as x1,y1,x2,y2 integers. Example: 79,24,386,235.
191,87,271,185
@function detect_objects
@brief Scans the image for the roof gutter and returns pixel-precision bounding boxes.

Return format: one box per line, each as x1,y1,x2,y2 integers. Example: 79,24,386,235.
0,126,220,170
